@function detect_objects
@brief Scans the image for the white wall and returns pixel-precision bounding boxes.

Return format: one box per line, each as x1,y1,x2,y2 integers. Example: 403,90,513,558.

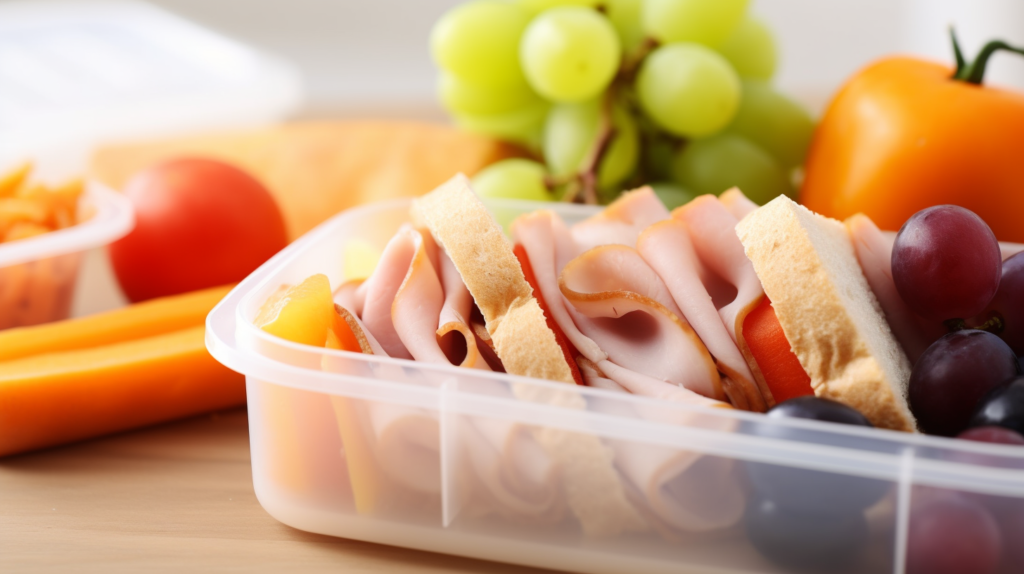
138,0,1024,116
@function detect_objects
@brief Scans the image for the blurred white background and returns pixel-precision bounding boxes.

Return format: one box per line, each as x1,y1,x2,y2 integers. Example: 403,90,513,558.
139,0,1024,117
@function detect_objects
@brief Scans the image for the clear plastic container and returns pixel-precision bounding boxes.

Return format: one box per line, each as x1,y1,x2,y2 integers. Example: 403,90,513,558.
0,181,134,329
0,0,303,170
207,199,1024,574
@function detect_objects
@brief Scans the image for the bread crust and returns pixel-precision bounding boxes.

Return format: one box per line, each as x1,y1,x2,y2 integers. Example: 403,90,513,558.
736,196,916,432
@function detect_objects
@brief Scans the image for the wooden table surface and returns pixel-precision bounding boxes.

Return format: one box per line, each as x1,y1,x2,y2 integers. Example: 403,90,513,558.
0,408,557,573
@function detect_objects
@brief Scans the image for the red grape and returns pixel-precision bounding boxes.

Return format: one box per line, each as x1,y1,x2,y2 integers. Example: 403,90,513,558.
972,252,1024,355
909,331,1019,436
1000,509,1024,570
958,425,1024,446
892,206,1002,321
906,497,1002,574
953,426,1024,525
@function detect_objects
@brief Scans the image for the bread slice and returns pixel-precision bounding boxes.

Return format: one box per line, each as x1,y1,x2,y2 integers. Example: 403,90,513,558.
412,174,646,536
736,196,916,432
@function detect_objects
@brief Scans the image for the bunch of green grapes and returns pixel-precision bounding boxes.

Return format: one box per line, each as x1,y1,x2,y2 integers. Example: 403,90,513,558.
431,0,815,208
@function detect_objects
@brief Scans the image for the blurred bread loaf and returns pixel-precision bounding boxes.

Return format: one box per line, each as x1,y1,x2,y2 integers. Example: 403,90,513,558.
89,121,522,240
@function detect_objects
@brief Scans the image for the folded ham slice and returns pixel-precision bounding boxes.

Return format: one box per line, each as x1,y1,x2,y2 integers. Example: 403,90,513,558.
334,280,364,317
668,196,771,410
718,187,759,220
356,226,419,359
570,187,670,253
560,245,724,400
436,250,491,370
516,190,773,409
328,225,564,523
636,218,763,410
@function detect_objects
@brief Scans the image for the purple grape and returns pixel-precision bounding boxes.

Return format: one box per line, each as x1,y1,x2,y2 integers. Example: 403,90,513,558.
745,397,889,515
972,252,1024,355
906,497,1002,574
766,396,873,427
909,331,1020,436
892,206,1002,321
744,496,868,571
969,376,1024,436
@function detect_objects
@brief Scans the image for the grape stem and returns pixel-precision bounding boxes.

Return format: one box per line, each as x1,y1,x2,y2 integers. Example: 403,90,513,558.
945,313,1005,334
562,36,660,204
620,37,659,83
580,89,617,204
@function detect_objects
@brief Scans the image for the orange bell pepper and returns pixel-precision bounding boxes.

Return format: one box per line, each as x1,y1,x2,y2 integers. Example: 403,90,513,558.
801,34,1024,242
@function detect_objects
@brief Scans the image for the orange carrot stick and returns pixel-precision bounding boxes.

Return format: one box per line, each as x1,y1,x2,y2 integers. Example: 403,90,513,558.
0,325,244,457
0,284,233,362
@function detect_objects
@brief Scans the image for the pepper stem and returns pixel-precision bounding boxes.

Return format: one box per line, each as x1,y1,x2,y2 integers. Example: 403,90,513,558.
952,32,1024,85
950,27,966,75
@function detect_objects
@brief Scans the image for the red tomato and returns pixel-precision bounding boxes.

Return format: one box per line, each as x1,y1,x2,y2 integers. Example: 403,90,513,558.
110,158,288,302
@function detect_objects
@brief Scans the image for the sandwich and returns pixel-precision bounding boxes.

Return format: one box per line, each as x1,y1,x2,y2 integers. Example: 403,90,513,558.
266,173,924,537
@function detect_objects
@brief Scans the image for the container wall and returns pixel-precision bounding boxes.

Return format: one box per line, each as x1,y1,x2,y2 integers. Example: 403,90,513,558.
245,366,924,574
0,251,81,329
902,446,1024,574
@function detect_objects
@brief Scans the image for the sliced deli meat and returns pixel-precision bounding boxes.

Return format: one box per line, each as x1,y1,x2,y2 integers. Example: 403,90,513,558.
356,227,419,359
718,187,759,220
436,249,490,369
559,244,724,401
570,186,669,252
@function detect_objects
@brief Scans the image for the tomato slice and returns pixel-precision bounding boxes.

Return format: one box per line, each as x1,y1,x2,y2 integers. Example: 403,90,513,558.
743,296,814,403
513,244,585,386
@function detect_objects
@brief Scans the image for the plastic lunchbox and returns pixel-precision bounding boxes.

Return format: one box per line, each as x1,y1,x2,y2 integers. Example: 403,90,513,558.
0,181,133,329
207,198,1024,574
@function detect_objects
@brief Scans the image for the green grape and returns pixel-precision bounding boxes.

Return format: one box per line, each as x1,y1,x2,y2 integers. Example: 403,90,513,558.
431,1,532,88
636,43,741,138
520,7,621,103
453,100,550,150
671,133,791,205
605,0,644,53
643,0,749,46
543,99,638,189
725,80,815,168
438,73,541,116
518,0,597,15
717,16,777,80
649,182,696,210
471,159,554,202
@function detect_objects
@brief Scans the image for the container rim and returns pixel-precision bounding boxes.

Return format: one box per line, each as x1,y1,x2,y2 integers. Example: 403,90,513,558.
0,180,135,268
